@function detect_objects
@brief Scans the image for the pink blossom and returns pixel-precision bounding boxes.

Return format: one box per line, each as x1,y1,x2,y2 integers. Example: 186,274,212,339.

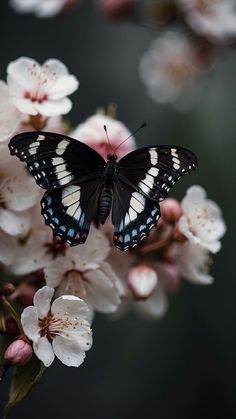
71,113,136,160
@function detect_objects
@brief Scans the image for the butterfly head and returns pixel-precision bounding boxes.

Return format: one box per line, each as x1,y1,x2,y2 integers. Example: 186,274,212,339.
107,153,118,162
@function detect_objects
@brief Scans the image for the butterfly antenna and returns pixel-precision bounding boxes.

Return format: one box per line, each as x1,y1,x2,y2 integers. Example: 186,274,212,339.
114,122,147,153
104,125,113,154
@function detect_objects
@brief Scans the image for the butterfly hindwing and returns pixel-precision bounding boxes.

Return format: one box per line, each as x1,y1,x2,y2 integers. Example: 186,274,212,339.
9,131,105,189
112,180,160,251
41,179,101,245
117,145,197,202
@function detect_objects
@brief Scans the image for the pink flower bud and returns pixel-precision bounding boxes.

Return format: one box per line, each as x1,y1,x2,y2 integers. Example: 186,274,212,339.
2,283,15,295
160,198,183,224
97,0,135,21
4,339,33,366
16,285,36,307
127,265,158,300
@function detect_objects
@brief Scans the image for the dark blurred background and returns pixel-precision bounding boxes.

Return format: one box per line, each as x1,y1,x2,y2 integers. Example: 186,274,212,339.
0,1,235,418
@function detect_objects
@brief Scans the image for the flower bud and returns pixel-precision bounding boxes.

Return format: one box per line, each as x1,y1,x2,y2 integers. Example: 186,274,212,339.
97,0,135,21
2,283,15,295
127,265,158,300
16,285,36,307
160,198,183,224
4,339,33,366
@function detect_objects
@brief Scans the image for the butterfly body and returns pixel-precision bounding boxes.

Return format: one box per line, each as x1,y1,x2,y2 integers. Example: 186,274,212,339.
9,131,197,251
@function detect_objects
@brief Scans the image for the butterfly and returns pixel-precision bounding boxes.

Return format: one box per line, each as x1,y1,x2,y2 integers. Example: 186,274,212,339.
9,130,197,251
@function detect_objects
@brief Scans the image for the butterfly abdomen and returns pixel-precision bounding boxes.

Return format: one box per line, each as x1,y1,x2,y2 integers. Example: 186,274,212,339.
98,185,112,225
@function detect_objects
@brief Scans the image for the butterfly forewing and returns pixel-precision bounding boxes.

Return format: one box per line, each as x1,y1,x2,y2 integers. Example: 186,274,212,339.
9,131,105,245
9,131,105,189
117,145,197,202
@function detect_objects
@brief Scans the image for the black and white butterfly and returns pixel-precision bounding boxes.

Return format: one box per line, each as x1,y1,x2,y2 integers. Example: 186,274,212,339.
9,131,197,251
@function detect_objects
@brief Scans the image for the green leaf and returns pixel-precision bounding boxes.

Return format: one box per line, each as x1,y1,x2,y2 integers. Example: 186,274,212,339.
5,356,45,413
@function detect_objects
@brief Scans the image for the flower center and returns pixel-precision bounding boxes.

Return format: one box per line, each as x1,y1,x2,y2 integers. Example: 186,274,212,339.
165,59,192,86
45,237,68,258
24,91,48,104
0,174,14,208
194,0,217,15
57,269,88,299
40,313,80,339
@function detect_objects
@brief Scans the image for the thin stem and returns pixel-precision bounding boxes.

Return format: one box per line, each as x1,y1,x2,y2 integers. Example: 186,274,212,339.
140,233,173,255
0,296,24,335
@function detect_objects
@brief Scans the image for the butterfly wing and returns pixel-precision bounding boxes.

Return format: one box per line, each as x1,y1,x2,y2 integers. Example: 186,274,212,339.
117,145,197,201
112,145,197,251
41,180,101,245
9,131,105,189
9,131,105,244
112,180,160,251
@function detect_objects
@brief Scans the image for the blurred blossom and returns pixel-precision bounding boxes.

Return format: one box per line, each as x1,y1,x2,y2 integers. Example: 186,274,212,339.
0,81,23,142
139,32,207,106
0,144,39,236
4,338,33,366
21,286,92,367
10,227,66,276
19,115,66,135
127,264,158,300
10,0,80,17
177,0,236,42
0,230,17,266
71,113,136,160
7,57,79,117
178,185,226,254
176,241,214,285
134,281,168,319
44,227,122,313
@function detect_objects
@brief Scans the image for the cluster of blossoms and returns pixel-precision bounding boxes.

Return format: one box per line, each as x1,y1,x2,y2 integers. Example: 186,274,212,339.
8,1,236,107
98,0,236,107
0,57,225,403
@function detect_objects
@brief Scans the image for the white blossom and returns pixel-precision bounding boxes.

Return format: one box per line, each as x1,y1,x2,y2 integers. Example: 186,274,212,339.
0,144,39,236
178,185,226,253
10,0,78,17
0,81,22,142
139,32,204,105
44,227,122,313
7,57,79,117
177,241,214,285
71,113,136,160
177,0,236,42
21,286,92,367
10,226,67,276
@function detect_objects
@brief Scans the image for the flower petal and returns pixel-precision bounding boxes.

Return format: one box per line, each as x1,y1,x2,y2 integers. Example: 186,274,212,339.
0,208,31,236
84,263,121,313
0,81,22,142
33,336,55,367
44,256,73,288
0,230,17,265
21,306,40,341
35,97,72,116
51,295,91,322
134,287,168,319
52,336,87,367
33,286,54,319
